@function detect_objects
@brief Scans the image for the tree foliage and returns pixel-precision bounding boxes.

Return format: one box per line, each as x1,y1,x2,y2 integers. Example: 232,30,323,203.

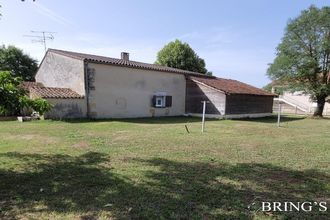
156,39,210,74
0,45,38,81
267,5,330,116
0,71,26,115
27,98,53,116
0,71,52,116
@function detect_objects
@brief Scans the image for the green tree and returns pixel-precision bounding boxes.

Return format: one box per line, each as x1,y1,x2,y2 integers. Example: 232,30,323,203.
0,71,26,115
0,71,52,116
27,98,53,116
156,39,210,74
267,5,330,117
0,45,38,81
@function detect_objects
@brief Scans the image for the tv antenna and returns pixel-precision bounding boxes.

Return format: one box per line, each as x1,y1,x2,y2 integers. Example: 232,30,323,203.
24,31,56,52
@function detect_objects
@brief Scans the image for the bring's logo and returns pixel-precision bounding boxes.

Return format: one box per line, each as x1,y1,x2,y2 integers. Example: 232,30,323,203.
248,198,327,213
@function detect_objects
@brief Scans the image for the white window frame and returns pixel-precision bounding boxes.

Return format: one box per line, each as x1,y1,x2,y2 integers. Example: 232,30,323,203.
154,92,166,108
155,96,165,107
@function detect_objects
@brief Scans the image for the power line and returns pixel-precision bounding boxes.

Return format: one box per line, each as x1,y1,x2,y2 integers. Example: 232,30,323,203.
23,31,56,52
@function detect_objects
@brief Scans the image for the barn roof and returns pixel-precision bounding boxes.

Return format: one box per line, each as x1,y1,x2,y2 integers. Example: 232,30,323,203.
189,76,276,96
48,49,209,77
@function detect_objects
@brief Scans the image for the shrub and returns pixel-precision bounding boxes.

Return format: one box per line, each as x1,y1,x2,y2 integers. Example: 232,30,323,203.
28,98,53,116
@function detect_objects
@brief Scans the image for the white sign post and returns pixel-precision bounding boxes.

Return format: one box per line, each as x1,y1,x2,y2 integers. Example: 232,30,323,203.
277,102,281,127
201,101,207,133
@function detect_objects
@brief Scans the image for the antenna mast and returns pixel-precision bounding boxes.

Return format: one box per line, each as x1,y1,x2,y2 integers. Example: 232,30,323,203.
24,31,56,52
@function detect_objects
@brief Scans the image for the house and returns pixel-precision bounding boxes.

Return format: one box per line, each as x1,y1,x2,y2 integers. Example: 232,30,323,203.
273,90,330,116
25,49,275,119
270,81,329,115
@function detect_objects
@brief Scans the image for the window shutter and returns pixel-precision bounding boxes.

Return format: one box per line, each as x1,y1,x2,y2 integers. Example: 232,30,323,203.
152,95,156,107
165,96,172,107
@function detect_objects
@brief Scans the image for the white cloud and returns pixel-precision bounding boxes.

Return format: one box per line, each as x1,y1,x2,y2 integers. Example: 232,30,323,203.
175,27,236,47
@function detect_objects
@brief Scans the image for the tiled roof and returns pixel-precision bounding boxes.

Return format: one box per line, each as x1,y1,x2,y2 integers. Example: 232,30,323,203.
29,86,83,99
190,76,276,96
21,81,44,90
48,49,209,77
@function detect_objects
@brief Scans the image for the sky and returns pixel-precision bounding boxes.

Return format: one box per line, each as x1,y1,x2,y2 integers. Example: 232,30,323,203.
1,0,329,87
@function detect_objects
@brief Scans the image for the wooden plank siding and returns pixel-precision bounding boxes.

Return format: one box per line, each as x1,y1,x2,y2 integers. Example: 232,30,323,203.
225,94,274,115
185,79,226,115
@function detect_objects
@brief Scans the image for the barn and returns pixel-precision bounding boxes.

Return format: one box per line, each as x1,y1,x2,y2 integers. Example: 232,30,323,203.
185,76,275,118
26,49,275,119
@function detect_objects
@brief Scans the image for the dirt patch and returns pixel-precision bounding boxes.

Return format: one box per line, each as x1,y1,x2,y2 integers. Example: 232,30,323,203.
72,141,90,149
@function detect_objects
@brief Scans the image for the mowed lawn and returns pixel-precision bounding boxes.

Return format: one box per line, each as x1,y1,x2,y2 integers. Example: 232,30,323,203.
0,116,329,219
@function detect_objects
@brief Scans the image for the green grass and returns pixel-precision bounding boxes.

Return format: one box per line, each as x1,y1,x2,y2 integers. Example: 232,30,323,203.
0,116,329,219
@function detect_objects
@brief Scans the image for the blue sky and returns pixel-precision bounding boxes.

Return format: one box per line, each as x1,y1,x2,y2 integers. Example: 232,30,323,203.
1,0,329,87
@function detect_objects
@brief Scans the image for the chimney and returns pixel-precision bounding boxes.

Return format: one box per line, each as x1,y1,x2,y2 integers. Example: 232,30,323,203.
121,52,129,61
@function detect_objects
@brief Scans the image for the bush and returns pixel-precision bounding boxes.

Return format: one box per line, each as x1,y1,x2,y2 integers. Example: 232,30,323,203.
28,98,53,116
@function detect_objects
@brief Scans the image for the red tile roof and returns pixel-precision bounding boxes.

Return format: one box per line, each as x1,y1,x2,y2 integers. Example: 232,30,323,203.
190,76,276,96
21,81,44,90
30,87,84,99
22,82,83,99
48,49,209,77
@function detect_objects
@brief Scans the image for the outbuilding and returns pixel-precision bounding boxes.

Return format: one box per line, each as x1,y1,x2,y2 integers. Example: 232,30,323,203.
28,49,275,119
186,76,275,118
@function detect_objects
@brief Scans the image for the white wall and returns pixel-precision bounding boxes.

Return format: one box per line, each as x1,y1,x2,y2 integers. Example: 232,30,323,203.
36,52,85,95
87,63,186,118
185,79,226,115
282,91,330,115
45,98,87,119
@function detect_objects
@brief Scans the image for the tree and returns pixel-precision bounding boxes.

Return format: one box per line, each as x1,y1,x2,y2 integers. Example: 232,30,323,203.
267,5,330,117
156,39,210,74
0,71,52,116
0,45,38,81
0,71,26,115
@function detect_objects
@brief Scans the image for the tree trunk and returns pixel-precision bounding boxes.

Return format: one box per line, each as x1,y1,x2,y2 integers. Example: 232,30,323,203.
313,96,326,117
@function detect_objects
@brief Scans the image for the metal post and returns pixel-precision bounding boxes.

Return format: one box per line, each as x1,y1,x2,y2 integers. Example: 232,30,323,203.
277,102,281,127
42,31,47,52
202,101,206,133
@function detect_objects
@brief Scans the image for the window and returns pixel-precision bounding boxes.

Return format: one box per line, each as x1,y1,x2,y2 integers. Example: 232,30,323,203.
152,93,172,108
155,96,165,107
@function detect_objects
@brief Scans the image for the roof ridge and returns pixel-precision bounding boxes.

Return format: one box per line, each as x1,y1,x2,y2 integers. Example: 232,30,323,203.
47,48,214,77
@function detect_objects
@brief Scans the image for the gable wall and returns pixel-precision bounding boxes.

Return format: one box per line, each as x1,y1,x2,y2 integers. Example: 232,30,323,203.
185,79,226,115
36,52,86,95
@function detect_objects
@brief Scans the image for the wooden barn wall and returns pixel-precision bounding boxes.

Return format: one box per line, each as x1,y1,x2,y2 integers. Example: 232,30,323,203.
185,79,226,115
225,94,273,115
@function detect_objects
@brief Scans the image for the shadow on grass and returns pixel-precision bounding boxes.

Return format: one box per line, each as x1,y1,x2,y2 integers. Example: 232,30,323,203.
61,116,218,124
0,152,328,219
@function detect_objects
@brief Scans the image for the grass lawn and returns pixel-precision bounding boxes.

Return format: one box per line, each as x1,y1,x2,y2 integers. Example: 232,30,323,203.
0,116,329,219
